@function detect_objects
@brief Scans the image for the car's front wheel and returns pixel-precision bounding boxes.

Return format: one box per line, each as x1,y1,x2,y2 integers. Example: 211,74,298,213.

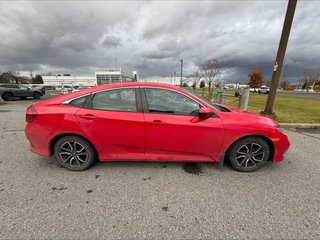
54,135,97,171
227,137,270,172
2,92,13,101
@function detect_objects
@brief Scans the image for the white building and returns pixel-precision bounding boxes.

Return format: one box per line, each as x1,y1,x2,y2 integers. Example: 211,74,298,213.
95,69,137,85
224,83,249,89
42,69,138,86
42,75,96,86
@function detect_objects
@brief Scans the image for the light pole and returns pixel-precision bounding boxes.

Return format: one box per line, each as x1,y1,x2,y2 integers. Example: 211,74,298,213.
174,71,176,86
261,0,297,119
180,59,183,87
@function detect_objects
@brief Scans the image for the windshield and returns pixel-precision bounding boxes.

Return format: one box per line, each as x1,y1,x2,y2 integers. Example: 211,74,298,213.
180,87,221,111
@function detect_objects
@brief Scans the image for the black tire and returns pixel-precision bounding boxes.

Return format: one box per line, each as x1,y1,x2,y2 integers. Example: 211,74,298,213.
54,135,97,171
227,136,270,172
33,92,41,99
2,92,13,101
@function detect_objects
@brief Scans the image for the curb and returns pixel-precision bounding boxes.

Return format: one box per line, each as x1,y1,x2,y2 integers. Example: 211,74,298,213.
280,123,320,129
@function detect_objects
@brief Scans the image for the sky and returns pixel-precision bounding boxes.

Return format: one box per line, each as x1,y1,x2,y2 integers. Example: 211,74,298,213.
0,0,319,83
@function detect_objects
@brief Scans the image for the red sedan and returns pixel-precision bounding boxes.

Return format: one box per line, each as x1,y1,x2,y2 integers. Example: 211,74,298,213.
25,82,290,172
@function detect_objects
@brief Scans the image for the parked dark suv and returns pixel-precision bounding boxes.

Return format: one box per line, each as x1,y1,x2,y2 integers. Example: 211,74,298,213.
0,83,44,101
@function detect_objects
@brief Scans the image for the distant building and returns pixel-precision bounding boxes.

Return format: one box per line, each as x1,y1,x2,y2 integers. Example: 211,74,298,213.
42,75,96,86
42,69,138,86
95,69,137,85
223,83,249,89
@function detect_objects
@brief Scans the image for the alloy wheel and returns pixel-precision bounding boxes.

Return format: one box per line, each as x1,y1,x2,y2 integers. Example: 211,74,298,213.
235,143,265,169
58,141,89,167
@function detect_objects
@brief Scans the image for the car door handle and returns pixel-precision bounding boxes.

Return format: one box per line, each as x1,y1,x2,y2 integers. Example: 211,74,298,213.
146,120,167,126
79,114,97,120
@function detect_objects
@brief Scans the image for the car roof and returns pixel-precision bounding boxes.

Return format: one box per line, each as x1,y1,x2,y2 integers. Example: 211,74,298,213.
34,82,184,106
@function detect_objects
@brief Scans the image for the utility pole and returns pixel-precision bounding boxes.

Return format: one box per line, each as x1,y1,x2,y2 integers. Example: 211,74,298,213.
261,0,297,119
180,59,183,87
174,71,176,86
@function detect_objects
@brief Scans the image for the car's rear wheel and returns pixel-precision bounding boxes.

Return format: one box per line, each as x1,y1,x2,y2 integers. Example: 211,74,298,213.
54,136,97,171
33,92,41,99
227,136,270,172
2,92,13,101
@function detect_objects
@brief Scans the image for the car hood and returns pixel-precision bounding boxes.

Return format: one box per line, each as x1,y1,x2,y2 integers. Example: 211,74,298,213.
214,103,279,127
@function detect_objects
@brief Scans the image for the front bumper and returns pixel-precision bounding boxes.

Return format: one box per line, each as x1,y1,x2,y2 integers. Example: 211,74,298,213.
272,133,290,162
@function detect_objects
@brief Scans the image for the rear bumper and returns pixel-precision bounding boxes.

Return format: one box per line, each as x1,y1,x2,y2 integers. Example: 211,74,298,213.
273,134,290,162
25,124,51,157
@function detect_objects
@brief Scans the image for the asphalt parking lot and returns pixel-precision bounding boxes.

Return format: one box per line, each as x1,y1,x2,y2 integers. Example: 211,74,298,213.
0,96,320,239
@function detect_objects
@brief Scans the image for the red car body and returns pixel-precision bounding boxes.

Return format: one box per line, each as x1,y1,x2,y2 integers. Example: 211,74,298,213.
25,82,290,170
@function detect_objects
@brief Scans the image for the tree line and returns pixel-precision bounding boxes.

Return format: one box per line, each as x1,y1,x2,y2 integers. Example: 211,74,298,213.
247,68,320,91
0,71,43,84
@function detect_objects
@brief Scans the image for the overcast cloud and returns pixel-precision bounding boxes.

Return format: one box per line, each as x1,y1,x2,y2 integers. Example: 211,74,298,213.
0,0,319,83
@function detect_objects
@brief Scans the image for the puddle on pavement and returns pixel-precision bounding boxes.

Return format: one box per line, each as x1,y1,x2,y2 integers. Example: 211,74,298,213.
143,177,152,181
161,206,168,212
52,187,68,191
182,163,203,175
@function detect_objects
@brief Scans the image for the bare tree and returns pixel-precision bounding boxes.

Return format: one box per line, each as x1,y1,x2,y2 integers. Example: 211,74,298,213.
301,68,320,92
189,71,202,92
200,59,221,98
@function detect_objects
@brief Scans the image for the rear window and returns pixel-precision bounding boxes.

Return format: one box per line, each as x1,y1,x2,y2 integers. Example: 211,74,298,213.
68,95,89,108
92,88,137,112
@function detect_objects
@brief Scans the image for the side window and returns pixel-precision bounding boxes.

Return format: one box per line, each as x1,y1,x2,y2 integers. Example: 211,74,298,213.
68,95,89,108
19,85,28,90
144,88,201,116
92,88,137,112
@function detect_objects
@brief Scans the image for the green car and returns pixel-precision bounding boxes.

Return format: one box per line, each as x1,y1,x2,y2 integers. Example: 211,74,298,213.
0,83,43,101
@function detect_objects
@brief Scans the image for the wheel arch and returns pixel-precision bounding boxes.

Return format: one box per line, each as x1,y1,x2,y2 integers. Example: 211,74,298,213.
224,134,275,162
1,91,14,99
49,133,99,159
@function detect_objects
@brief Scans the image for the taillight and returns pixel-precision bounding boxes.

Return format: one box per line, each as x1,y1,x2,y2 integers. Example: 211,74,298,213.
26,105,38,123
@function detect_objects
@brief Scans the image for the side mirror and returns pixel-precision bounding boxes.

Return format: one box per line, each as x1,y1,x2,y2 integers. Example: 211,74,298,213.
198,108,214,118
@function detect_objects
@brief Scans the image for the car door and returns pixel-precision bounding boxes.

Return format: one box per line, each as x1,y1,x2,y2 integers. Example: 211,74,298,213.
16,85,31,97
7,84,19,96
76,88,146,160
142,87,224,161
